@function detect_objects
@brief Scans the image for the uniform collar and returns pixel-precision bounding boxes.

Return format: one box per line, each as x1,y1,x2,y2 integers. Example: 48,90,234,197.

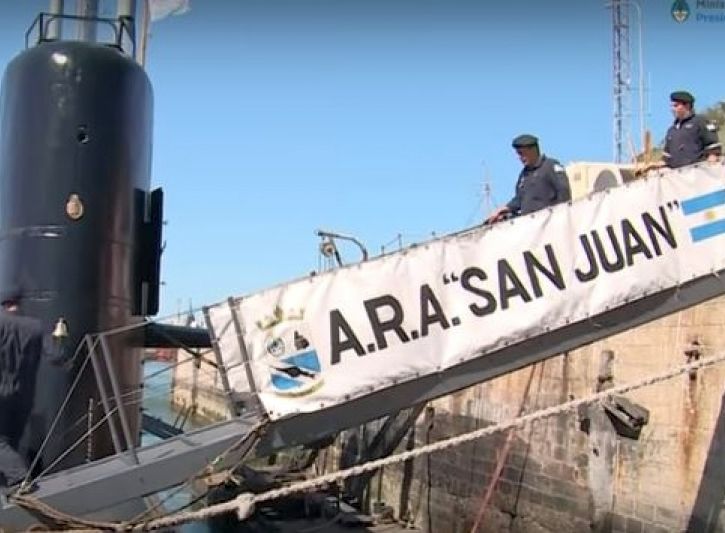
674,112,695,126
524,154,546,170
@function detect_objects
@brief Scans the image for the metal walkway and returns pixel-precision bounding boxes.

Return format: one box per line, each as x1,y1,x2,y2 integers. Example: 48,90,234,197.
0,416,260,526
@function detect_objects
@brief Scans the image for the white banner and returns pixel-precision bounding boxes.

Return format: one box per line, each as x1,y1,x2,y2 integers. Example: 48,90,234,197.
209,164,725,420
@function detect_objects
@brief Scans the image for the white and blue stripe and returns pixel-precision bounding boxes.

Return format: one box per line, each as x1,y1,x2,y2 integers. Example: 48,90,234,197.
681,189,725,242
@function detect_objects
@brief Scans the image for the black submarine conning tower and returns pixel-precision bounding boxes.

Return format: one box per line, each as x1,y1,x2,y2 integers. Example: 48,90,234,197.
0,0,163,472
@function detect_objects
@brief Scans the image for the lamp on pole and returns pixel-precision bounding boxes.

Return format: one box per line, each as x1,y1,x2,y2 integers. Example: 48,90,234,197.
316,229,369,267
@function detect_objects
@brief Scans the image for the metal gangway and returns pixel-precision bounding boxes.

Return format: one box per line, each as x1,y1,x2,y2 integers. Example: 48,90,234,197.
3,163,725,530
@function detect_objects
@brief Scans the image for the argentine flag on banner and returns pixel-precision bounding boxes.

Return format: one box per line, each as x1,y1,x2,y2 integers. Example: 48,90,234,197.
681,189,725,242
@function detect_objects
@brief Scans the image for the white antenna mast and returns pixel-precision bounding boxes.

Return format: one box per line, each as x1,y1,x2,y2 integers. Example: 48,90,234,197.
482,163,493,215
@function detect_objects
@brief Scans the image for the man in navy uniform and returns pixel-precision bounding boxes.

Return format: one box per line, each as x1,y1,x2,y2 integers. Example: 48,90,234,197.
0,291,67,488
662,91,721,168
486,134,571,223
0,296,40,488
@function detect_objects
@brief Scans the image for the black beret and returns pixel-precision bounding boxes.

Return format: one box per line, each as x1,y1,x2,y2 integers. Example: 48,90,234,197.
512,134,539,148
670,91,694,105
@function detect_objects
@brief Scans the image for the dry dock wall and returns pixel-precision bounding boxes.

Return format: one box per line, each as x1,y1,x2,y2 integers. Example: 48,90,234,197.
171,352,230,422
329,297,725,533
168,296,725,532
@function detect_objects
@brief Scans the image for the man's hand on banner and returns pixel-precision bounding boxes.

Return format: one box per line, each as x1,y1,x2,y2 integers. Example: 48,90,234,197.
484,206,511,225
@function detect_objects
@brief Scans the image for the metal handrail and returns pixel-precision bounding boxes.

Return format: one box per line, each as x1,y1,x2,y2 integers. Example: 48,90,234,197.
24,12,136,57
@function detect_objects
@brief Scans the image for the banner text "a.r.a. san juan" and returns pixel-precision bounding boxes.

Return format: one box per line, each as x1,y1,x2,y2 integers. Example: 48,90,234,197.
328,205,677,365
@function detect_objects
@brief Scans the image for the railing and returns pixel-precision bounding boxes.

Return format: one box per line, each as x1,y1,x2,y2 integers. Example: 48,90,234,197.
24,12,135,57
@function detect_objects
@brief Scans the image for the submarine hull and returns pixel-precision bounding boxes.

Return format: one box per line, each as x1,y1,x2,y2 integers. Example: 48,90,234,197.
0,40,156,472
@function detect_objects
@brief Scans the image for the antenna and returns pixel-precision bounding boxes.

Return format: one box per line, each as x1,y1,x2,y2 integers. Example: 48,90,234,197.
466,160,495,226
611,0,632,164
482,162,493,215
631,1,646,159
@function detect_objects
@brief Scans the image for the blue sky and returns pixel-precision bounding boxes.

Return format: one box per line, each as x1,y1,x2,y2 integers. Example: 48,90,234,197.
1,0,723,318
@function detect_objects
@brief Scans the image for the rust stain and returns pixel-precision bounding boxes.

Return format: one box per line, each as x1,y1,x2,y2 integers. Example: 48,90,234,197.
680,374,700,489
449,390,463,416
680,336,703,483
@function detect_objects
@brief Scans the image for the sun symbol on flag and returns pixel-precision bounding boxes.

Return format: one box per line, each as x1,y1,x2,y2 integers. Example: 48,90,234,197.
681,189,725,243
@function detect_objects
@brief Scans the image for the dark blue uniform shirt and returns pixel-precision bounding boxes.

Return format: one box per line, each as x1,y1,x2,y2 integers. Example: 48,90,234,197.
664,114,721,169
506,155,571,216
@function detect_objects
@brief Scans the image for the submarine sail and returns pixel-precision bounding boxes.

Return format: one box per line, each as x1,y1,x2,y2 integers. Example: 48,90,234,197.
0,2,162,477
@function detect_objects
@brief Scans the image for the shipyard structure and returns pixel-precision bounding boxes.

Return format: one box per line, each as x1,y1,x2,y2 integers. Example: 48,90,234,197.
166,162,725,533
0,1,723,531
168,303,724,532
166,279,724,532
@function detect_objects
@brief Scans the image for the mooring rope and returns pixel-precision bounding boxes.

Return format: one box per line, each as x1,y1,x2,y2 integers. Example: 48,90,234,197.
136,351,725,531
11,351,725,531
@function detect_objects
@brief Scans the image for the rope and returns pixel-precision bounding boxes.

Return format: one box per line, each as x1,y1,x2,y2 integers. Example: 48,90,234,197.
22,341,199,490
128,418,268,524
13,351,725,531
138,350,725,529
11,419,268,531
10,493,117,531
20,339,96,489
22,380,186,487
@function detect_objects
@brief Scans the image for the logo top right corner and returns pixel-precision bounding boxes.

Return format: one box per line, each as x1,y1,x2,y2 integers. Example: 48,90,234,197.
672,0,691,22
